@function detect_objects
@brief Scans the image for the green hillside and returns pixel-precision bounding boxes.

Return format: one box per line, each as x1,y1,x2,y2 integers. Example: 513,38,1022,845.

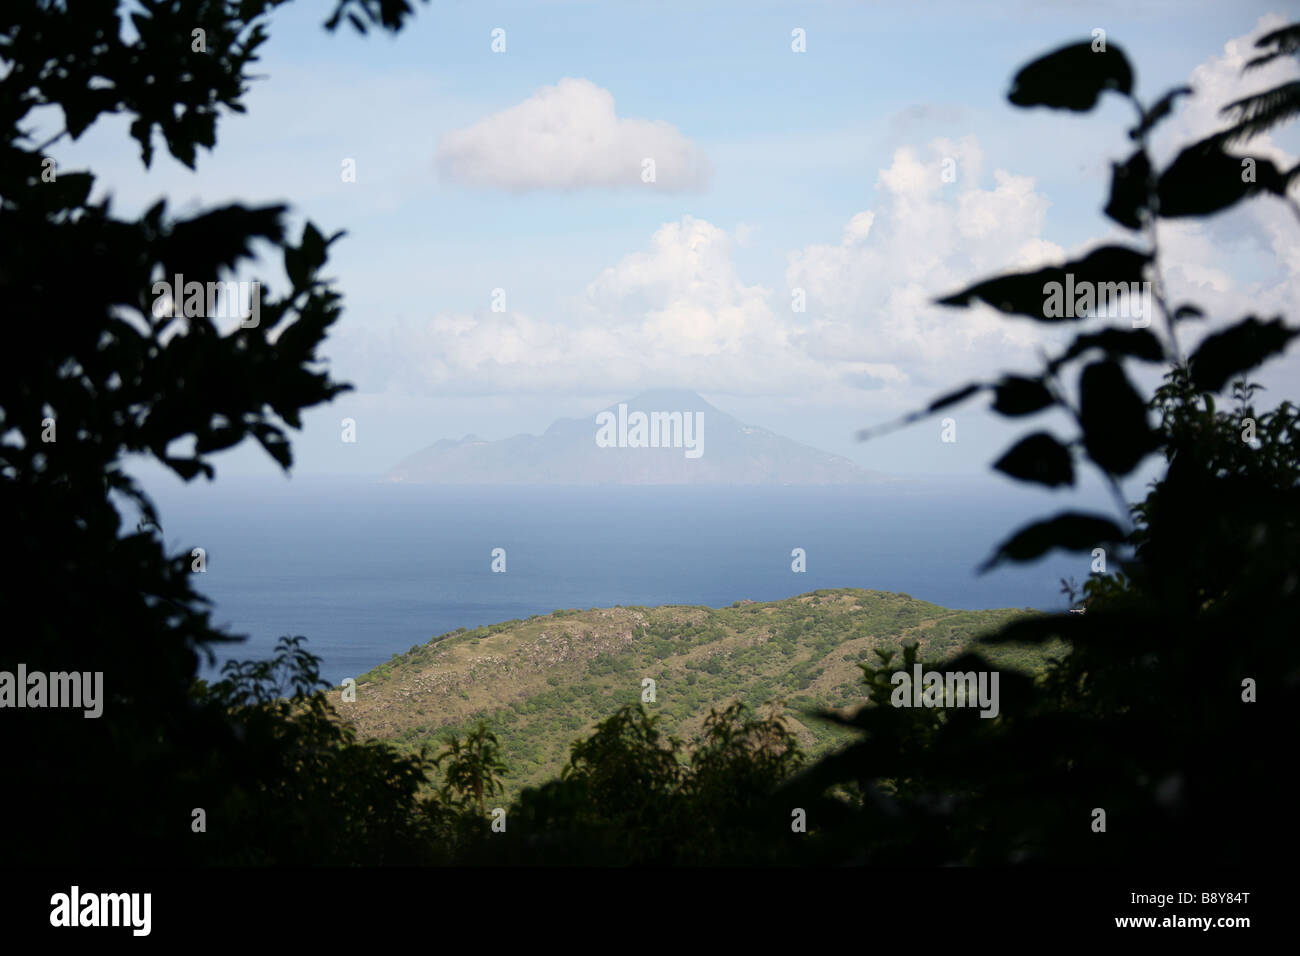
340,588,1056,801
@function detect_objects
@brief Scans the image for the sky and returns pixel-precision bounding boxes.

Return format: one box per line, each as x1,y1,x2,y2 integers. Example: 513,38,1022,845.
48,0,1300,497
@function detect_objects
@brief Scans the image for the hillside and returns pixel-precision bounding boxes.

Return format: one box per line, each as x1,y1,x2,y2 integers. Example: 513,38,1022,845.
339,588,1057,800
385,388,890,484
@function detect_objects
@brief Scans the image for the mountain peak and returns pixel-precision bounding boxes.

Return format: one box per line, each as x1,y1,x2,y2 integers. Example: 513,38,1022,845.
614,389,722,415
386,392,890,485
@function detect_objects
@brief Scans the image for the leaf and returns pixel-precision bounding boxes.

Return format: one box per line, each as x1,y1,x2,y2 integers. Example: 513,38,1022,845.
977,614,1086,645
1188,316,1299,393
1157,136,1290,217
1218,80,1300,144
928,382,984,413
1008,42,1133,112
993,432,1074,487
1243,24,1300,72
991,377,1055,416
162,204,288,277
252,423,293,470
163,456,215,482
1104,149,1151,229
979,512,1127,572
856,383,985,440
30,171,95,215
1128,86,1192,140
300,222,328,273
1079,360,1155,475
1048,328,1165,372
937,245,1150,322
284,244,307,290
195,425,244,455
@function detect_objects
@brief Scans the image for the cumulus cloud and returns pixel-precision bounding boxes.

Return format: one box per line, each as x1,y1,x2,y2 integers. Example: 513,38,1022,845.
357,22,1300,408
435,78,710,192
351,137,1068,404
1154,13,1298,165
354,216,824,395
786,135,1062,387
1141,15,1300,379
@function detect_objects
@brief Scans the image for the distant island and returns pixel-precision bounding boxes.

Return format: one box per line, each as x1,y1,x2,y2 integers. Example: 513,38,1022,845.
386,389,890,484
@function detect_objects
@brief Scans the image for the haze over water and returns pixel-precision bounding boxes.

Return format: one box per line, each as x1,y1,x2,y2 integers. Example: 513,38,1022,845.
143,475,1109,686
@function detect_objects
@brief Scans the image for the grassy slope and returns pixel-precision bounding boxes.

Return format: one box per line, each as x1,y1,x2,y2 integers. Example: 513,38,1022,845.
338,588,1058,801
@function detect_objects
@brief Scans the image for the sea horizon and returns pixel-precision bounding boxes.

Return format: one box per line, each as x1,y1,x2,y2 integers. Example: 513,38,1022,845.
136,473,1114,686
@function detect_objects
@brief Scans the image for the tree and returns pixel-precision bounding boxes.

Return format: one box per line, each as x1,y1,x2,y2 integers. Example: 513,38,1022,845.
476,701,806,864
0,0,434,865
787,28,1300,865
434,722,508,816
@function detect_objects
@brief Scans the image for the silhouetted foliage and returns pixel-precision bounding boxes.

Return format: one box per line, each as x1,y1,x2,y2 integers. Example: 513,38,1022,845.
0,0,432,865
787,28,1300,865
470,702,804,864
5,3,1296,868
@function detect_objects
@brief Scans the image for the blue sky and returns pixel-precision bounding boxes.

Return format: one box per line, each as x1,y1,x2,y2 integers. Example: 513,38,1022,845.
56,0,1300,496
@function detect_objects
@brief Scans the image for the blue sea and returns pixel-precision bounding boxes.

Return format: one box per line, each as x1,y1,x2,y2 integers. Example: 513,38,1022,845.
140,476,1110,687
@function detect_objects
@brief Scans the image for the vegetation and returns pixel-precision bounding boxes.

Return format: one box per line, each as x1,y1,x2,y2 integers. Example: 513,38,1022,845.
0,0,436,866
342,589,1043,802
787,27,1300,864
3,0,1296,866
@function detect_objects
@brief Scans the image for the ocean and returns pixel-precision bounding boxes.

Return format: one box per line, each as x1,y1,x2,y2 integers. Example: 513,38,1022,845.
140,476,1111,687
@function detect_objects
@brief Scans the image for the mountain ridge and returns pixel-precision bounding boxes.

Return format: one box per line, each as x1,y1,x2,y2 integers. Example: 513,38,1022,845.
338,588,1052,800
386,389,890,484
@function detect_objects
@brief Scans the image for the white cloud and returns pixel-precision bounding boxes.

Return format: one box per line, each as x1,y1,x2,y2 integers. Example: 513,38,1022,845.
435,78,710,192
1142,15,1300,383
1154,13,1297,165
349,21,1300,410
786,136,1063,388
348,137,1069,404
352,215,824,395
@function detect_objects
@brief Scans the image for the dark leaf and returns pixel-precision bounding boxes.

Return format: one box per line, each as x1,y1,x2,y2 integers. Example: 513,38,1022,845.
1129,86,1192,140
1079,360,1155,475
163,457,215,482
300,222,328,274
1048,328,1166,372
195,425,245,455
856,383,985,441
32,171,95,214
980,512,1127,572
991,376,1055,416
253,425,293,470
1008,42,1133,112
1157,136,1290,217
977,613,1086,645
1241,24,1300,72
1104,149,1151,229
1218,80,1300,143
161,204,287,279
937,245,1150,322
1188,316,1299,393
928,382,984,412
993,432,1074,487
